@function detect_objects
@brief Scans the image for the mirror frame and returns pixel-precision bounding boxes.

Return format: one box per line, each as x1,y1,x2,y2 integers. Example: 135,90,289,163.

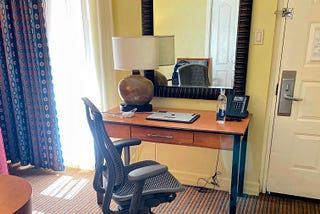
141,0,252,100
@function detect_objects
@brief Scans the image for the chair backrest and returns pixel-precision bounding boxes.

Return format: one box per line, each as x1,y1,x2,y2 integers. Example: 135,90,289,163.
178,64,210,86
82,98,125,188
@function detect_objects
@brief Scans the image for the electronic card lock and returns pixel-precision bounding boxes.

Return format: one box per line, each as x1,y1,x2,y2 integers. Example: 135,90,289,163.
278,70,303,116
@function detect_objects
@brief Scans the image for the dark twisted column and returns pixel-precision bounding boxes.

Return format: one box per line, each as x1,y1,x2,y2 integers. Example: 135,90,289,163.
141,0,155,84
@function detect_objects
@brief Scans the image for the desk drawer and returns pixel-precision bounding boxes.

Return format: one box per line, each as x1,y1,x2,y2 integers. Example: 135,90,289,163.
194,132,233,150
131,126,193,145
104,124,130,138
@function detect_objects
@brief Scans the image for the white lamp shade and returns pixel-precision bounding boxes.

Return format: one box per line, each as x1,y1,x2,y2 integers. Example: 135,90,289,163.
112,36,159,70
158,35,175,66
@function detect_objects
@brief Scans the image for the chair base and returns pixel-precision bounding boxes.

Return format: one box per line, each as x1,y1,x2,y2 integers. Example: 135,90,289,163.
115,193,177,213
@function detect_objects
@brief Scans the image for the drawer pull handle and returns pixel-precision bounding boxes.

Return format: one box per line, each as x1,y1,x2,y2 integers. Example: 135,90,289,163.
146,133,173,139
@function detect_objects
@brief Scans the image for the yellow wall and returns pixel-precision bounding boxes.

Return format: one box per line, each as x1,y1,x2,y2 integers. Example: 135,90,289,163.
111,0,278,194
246,1,278,189
112,0,141,36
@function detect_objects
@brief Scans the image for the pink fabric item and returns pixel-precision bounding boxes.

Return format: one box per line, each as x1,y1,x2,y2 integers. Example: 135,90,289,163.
0,129,8,175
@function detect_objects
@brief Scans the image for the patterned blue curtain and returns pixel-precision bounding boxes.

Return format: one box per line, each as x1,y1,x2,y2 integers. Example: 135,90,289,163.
0,1,64,170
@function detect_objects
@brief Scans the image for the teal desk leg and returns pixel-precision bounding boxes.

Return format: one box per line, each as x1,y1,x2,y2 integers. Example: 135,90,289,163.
230,135,240,214
124,147,130,165
238,129,248,196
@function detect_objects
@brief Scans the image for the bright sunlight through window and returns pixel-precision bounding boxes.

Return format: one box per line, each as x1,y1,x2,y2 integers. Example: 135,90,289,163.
46,0,100,169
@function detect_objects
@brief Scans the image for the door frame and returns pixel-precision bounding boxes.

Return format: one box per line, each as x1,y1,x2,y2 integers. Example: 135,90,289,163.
260,0,289,193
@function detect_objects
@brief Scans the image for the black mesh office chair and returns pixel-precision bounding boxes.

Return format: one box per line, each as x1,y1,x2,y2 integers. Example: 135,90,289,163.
82,98,184,214
178,64,210,87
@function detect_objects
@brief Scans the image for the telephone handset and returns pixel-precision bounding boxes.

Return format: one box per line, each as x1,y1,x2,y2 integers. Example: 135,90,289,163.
226,95,250,119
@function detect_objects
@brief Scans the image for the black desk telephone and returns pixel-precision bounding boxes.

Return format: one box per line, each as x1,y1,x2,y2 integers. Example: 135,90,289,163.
226,95,250,120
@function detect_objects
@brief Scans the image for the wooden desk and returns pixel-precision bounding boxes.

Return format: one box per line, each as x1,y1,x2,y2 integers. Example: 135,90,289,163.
103,107,251,213
0,174,32,214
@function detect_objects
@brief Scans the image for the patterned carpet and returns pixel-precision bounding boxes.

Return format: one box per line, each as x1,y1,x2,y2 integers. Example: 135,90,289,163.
9,165,320,214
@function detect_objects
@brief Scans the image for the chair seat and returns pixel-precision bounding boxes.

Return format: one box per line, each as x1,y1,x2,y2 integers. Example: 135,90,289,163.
113,161,184,203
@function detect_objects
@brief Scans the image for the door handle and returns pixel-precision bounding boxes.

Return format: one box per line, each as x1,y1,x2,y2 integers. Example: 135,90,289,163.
284,95,303,101
278,70,298,116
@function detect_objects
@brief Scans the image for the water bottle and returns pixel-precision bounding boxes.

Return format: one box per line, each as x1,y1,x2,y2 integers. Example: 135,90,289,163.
216,88,227,124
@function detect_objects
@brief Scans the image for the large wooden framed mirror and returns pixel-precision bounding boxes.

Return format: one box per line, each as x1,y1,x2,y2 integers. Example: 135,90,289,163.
141,0,252,100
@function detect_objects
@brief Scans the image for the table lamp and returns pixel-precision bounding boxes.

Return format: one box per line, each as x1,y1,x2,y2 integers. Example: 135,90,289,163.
112,36,159,112
155,35,175,86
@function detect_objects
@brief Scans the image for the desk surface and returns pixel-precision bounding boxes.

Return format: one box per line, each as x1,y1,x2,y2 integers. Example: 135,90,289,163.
103,107,251,136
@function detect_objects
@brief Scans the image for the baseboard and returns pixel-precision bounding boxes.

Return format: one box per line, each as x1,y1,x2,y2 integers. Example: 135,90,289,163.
171,170,260,196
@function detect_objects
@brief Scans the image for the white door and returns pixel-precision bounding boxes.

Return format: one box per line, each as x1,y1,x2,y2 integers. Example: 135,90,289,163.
267,0,320,199
207,0,239,88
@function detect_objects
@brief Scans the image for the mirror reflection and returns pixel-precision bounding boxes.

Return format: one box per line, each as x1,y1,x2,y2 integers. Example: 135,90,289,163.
154,0,239,89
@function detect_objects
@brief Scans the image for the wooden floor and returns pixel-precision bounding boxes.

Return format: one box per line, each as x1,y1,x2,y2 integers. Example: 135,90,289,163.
9,165,320,214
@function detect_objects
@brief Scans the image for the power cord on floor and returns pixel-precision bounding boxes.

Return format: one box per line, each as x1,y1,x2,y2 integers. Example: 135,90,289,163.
196,177,214,193
196,150,221,193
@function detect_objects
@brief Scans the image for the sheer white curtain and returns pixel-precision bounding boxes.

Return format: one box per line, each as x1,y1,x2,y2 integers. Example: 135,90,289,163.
46,0,114,169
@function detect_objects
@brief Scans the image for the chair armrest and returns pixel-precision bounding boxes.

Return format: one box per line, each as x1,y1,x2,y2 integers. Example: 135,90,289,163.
113,138,141,149
113,138,141,165
128,164,168,182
